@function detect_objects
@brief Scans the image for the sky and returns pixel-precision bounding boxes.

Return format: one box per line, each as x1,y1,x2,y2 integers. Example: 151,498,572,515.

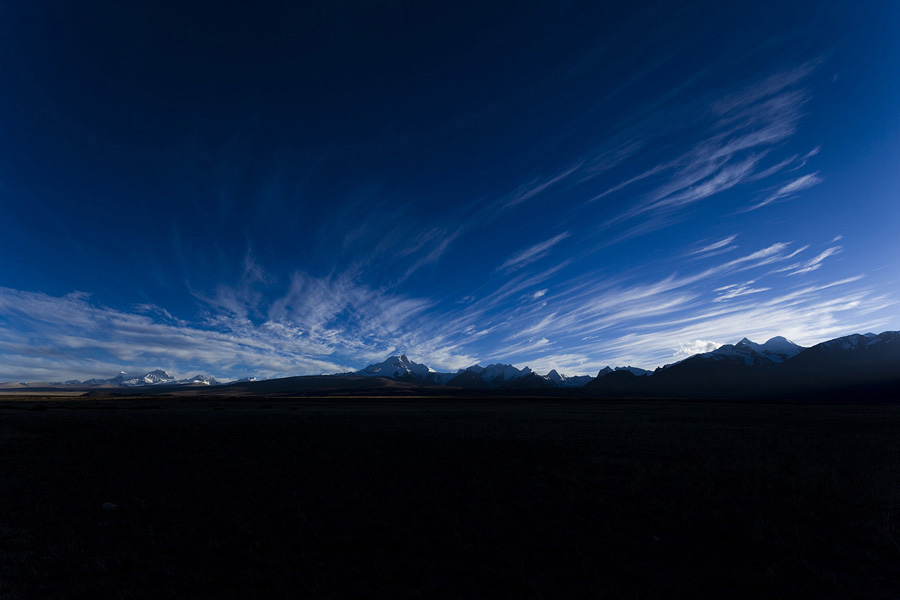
1,1,898,381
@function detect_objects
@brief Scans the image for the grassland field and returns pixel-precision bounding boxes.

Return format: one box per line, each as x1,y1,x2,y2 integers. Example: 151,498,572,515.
2,396,899,599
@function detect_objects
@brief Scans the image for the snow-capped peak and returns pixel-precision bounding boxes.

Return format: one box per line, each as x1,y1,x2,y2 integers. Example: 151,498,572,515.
181,374,220,385
545,369,563,384
760,336,803,356
542,369,594,387
79,370,223,387
356,354,434,379
815,331,898,352
445,362,536,386
139,369,176,384
596,366,614,378
706,334,805,365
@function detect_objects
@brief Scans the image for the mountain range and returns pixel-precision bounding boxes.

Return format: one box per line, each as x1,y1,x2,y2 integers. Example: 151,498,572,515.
3,370,221,388
351,354,653,388
588,331,899,399
2,331,898,399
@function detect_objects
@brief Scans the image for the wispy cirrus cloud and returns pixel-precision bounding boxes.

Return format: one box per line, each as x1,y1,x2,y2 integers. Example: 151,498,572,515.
745,172,823,211
691,234,738,256
0,236,891,381
484,336,552,361
497,232,571,272
513,276,887,374
518,352,594,375
710,61,819,116
585,62,821,241
0,286,352,381
774,245,842,276
713,281,770,302
503,162,584,209
0,274,479,381
472,236,891,373
640,154,764,214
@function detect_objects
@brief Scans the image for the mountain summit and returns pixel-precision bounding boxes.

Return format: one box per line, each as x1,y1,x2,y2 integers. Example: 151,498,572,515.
447,363,536,387
674,336,807,368
356,354,431,378
73,370,218,387
356,355,453,384
733,336,804,363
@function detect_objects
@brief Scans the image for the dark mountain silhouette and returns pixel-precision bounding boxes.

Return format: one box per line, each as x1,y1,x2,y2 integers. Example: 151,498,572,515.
445,370,490,388
781,332,899,374
643,331,899,399
445,369,549,389
773,331,900,396
5,331,898,400
584,370,647,397
578,331,899,400
649,355,766,398
501,372,551,389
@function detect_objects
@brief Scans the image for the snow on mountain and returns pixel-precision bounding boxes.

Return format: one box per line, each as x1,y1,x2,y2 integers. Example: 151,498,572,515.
27,331,894,393
446,362,537,387
480,363,533,384
832,333,877,350
697,342,765,367
79,370,222,387
767,331,900,390
129,369,177,386
356,354,431,378
83,371,129,385
801,331,897,354
356,355,452,383
682,335,806,368
545,369,563,385
734,336,804,363
451,362,598,387
544,369,593,387
181,374,220,385
356,356,616,388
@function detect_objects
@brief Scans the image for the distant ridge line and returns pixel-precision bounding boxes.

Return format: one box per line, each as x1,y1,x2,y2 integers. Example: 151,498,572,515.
3,331,898,400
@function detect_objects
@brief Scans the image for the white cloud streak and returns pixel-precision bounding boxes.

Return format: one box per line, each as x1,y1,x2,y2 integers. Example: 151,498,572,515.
503,162,584,209
774,246,842,276
585,63,821,244
498,232,571,272
713,281,770,302
746,172,823,211
692,235,738,256
0,236,891,381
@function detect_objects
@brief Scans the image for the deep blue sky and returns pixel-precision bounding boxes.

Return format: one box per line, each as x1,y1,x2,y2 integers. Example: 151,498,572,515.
1,1,898,380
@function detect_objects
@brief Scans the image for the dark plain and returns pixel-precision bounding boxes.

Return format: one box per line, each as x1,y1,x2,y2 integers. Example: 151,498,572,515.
2,397,899,599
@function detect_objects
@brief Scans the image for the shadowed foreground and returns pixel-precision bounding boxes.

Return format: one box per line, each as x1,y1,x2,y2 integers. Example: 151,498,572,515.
2,398,899,599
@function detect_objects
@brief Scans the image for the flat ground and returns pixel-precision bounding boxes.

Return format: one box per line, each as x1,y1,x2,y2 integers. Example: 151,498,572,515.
1,397,899,599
